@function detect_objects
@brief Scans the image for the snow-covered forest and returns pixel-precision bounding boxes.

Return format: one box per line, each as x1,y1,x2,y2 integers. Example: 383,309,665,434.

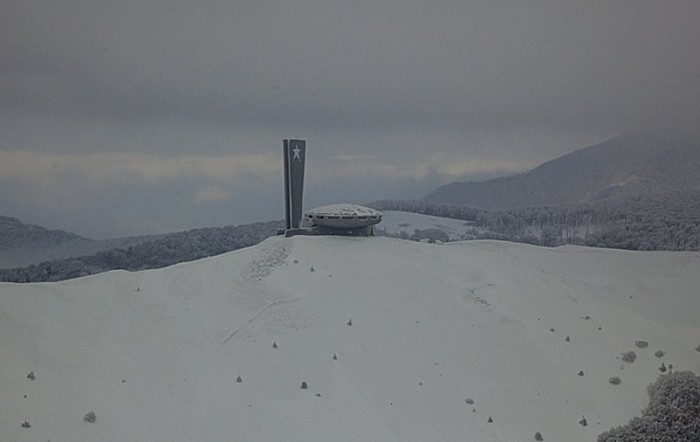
371,191,700,251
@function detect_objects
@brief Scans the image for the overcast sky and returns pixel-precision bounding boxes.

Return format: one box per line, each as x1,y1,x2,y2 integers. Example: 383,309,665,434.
1,0,699,238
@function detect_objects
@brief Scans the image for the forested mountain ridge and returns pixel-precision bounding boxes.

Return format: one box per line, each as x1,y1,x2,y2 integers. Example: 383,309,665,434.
0,215,84,248
0,215,166,269
424,133,700,209
0,220,283,282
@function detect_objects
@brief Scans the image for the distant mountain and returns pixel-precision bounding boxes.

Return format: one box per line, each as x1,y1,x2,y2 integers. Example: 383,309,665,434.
0,215,84,247
424,133,700,209
0,215,161,269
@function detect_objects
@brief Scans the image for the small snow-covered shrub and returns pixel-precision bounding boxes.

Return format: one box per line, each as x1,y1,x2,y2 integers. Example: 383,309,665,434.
410,228,449,243
620,351,637,363
534,431,543,441
26,371,35,380
609,376,622,385
655,350,665,358
84,411,96,423
598,371,700,442
301,381,308,389
635,340,649,349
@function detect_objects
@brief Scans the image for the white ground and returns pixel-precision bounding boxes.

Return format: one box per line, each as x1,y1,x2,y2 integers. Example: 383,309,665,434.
1,236,699,441
377,210,481,240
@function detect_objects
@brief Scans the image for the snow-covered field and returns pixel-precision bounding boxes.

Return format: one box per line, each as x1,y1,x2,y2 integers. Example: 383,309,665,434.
377,210,481,240
1,236,699,441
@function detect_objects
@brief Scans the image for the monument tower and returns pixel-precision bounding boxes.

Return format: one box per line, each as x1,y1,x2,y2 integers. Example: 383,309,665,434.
283,139,306,231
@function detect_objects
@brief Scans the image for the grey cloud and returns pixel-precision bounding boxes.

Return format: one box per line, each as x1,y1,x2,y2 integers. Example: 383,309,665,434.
4,1,699,130
1,0,699,237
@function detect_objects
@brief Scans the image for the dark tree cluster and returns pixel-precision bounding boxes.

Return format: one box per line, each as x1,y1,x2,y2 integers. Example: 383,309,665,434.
598,371,700,442
0,220,283,283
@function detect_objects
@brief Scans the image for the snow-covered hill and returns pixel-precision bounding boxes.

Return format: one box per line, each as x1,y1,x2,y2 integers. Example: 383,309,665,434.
1,236,699,441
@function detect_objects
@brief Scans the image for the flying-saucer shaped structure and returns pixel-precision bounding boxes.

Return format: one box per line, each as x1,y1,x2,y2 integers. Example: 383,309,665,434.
305,204,382,229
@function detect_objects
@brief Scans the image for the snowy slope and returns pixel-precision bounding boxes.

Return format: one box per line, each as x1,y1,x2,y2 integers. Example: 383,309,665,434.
1,237,699,441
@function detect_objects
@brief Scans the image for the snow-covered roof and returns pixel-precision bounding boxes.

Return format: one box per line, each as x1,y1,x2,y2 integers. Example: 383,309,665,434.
306,203,381,218
304,203,382,228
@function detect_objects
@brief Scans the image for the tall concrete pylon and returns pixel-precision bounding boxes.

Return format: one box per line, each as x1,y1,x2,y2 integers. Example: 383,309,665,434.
283,139,306,230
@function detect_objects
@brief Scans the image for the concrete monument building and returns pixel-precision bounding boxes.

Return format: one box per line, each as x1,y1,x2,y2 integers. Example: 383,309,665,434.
281,139,382,237
304,203,382,236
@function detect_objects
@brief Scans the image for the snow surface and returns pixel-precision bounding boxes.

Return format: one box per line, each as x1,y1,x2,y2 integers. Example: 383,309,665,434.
377,210,482,240
1,236,699,441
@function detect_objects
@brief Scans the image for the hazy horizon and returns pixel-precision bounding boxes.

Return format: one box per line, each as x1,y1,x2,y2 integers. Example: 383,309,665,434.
2,1,699,238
